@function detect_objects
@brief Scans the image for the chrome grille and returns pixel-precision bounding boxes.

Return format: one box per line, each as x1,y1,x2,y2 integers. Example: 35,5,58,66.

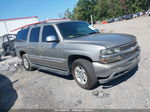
121,47,139,59
120,41,137,51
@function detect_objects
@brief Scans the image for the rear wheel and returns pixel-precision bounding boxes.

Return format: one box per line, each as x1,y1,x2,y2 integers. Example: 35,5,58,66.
22,54,34,71
72,59,98,90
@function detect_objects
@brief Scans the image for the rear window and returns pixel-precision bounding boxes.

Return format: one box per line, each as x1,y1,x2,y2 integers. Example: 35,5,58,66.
16,29,29,41
29,27,40,42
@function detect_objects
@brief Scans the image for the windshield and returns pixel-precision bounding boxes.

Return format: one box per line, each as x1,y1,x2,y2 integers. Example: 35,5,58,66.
57,21,98,39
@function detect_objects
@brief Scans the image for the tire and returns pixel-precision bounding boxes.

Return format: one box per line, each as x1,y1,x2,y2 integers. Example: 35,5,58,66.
72,59,98,90
22,54,34,71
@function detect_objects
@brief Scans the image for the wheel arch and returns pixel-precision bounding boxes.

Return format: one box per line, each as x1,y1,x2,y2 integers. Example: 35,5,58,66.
68,55,93,71
20,51,26,58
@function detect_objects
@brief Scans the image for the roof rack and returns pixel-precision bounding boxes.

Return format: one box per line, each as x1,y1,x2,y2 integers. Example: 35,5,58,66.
11,18,71,32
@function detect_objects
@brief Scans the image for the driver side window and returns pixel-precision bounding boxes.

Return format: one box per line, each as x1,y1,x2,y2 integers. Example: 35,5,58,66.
42,25,58,42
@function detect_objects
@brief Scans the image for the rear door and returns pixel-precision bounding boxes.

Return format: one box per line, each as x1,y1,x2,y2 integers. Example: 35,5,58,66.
27,26,41,64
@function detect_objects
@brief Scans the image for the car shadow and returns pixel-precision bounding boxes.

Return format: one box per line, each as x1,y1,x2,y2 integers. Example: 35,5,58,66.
100,65,139,89
0,74,18,111
39,65,138,90
39,70,74,80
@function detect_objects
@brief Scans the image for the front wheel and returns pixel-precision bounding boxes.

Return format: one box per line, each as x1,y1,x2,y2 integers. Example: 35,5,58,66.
72,59,98,90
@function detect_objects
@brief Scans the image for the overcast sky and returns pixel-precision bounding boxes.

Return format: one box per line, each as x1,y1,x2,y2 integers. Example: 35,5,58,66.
0,0,78,20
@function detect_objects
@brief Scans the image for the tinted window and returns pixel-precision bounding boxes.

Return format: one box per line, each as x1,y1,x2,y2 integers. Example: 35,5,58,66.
30,27,40,42
42,25,58,42
57,22,97,39
16,29,29,41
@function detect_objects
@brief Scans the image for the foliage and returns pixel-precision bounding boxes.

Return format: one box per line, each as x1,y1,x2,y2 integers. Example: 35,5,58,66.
63,8,74,19
63,0,150,22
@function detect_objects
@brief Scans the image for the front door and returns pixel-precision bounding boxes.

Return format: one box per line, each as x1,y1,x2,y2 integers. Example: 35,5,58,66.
40,25,66,70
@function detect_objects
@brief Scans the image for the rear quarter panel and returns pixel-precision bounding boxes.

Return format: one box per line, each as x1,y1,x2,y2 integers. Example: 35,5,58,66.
15,41,28,58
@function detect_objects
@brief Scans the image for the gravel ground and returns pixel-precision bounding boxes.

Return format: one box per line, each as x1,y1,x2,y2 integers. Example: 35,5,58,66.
0,16,150,110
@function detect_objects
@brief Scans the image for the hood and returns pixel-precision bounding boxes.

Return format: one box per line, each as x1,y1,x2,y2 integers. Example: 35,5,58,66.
65,33,136,48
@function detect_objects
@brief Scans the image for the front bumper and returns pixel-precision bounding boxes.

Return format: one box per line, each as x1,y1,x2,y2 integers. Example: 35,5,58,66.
93,53,140,83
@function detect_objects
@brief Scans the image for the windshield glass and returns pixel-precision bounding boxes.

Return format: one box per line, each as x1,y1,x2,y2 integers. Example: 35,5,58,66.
57,21,98,39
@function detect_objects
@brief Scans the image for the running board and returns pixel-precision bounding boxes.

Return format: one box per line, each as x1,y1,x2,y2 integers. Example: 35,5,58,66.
32,64,70,76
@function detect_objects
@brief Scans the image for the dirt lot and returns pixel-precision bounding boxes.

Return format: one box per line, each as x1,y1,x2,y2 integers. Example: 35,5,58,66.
0,16,150,110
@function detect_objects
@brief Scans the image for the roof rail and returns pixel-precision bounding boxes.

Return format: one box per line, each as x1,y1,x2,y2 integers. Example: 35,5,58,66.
47,18,71,23
11,21,44,32
11,18,71,32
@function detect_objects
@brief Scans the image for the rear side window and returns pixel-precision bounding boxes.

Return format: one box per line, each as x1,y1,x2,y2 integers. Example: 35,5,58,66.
29,27,40,42
16,29,29,41
42,25,58,42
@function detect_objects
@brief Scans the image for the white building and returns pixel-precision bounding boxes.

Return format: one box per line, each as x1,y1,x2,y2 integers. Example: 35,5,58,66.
0,16,39,36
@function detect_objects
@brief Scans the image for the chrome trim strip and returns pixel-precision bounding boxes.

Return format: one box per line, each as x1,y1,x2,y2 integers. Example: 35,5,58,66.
28,55,66,63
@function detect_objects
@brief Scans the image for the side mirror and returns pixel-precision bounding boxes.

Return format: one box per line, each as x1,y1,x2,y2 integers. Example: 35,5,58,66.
95,29,100,33
46,35,58,42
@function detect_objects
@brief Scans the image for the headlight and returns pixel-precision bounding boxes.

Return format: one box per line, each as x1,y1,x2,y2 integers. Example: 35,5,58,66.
100,47,120,56
100,47,121,64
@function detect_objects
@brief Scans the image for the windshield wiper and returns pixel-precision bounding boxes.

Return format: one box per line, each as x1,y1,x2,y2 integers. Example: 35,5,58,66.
69,32,98,38
70,33,88,38
88,32,98,35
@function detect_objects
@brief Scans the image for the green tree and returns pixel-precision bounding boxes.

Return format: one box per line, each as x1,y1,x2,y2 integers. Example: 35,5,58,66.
73,0,97,22
64,0,150,22
94,0,109,20
63,8,74,19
